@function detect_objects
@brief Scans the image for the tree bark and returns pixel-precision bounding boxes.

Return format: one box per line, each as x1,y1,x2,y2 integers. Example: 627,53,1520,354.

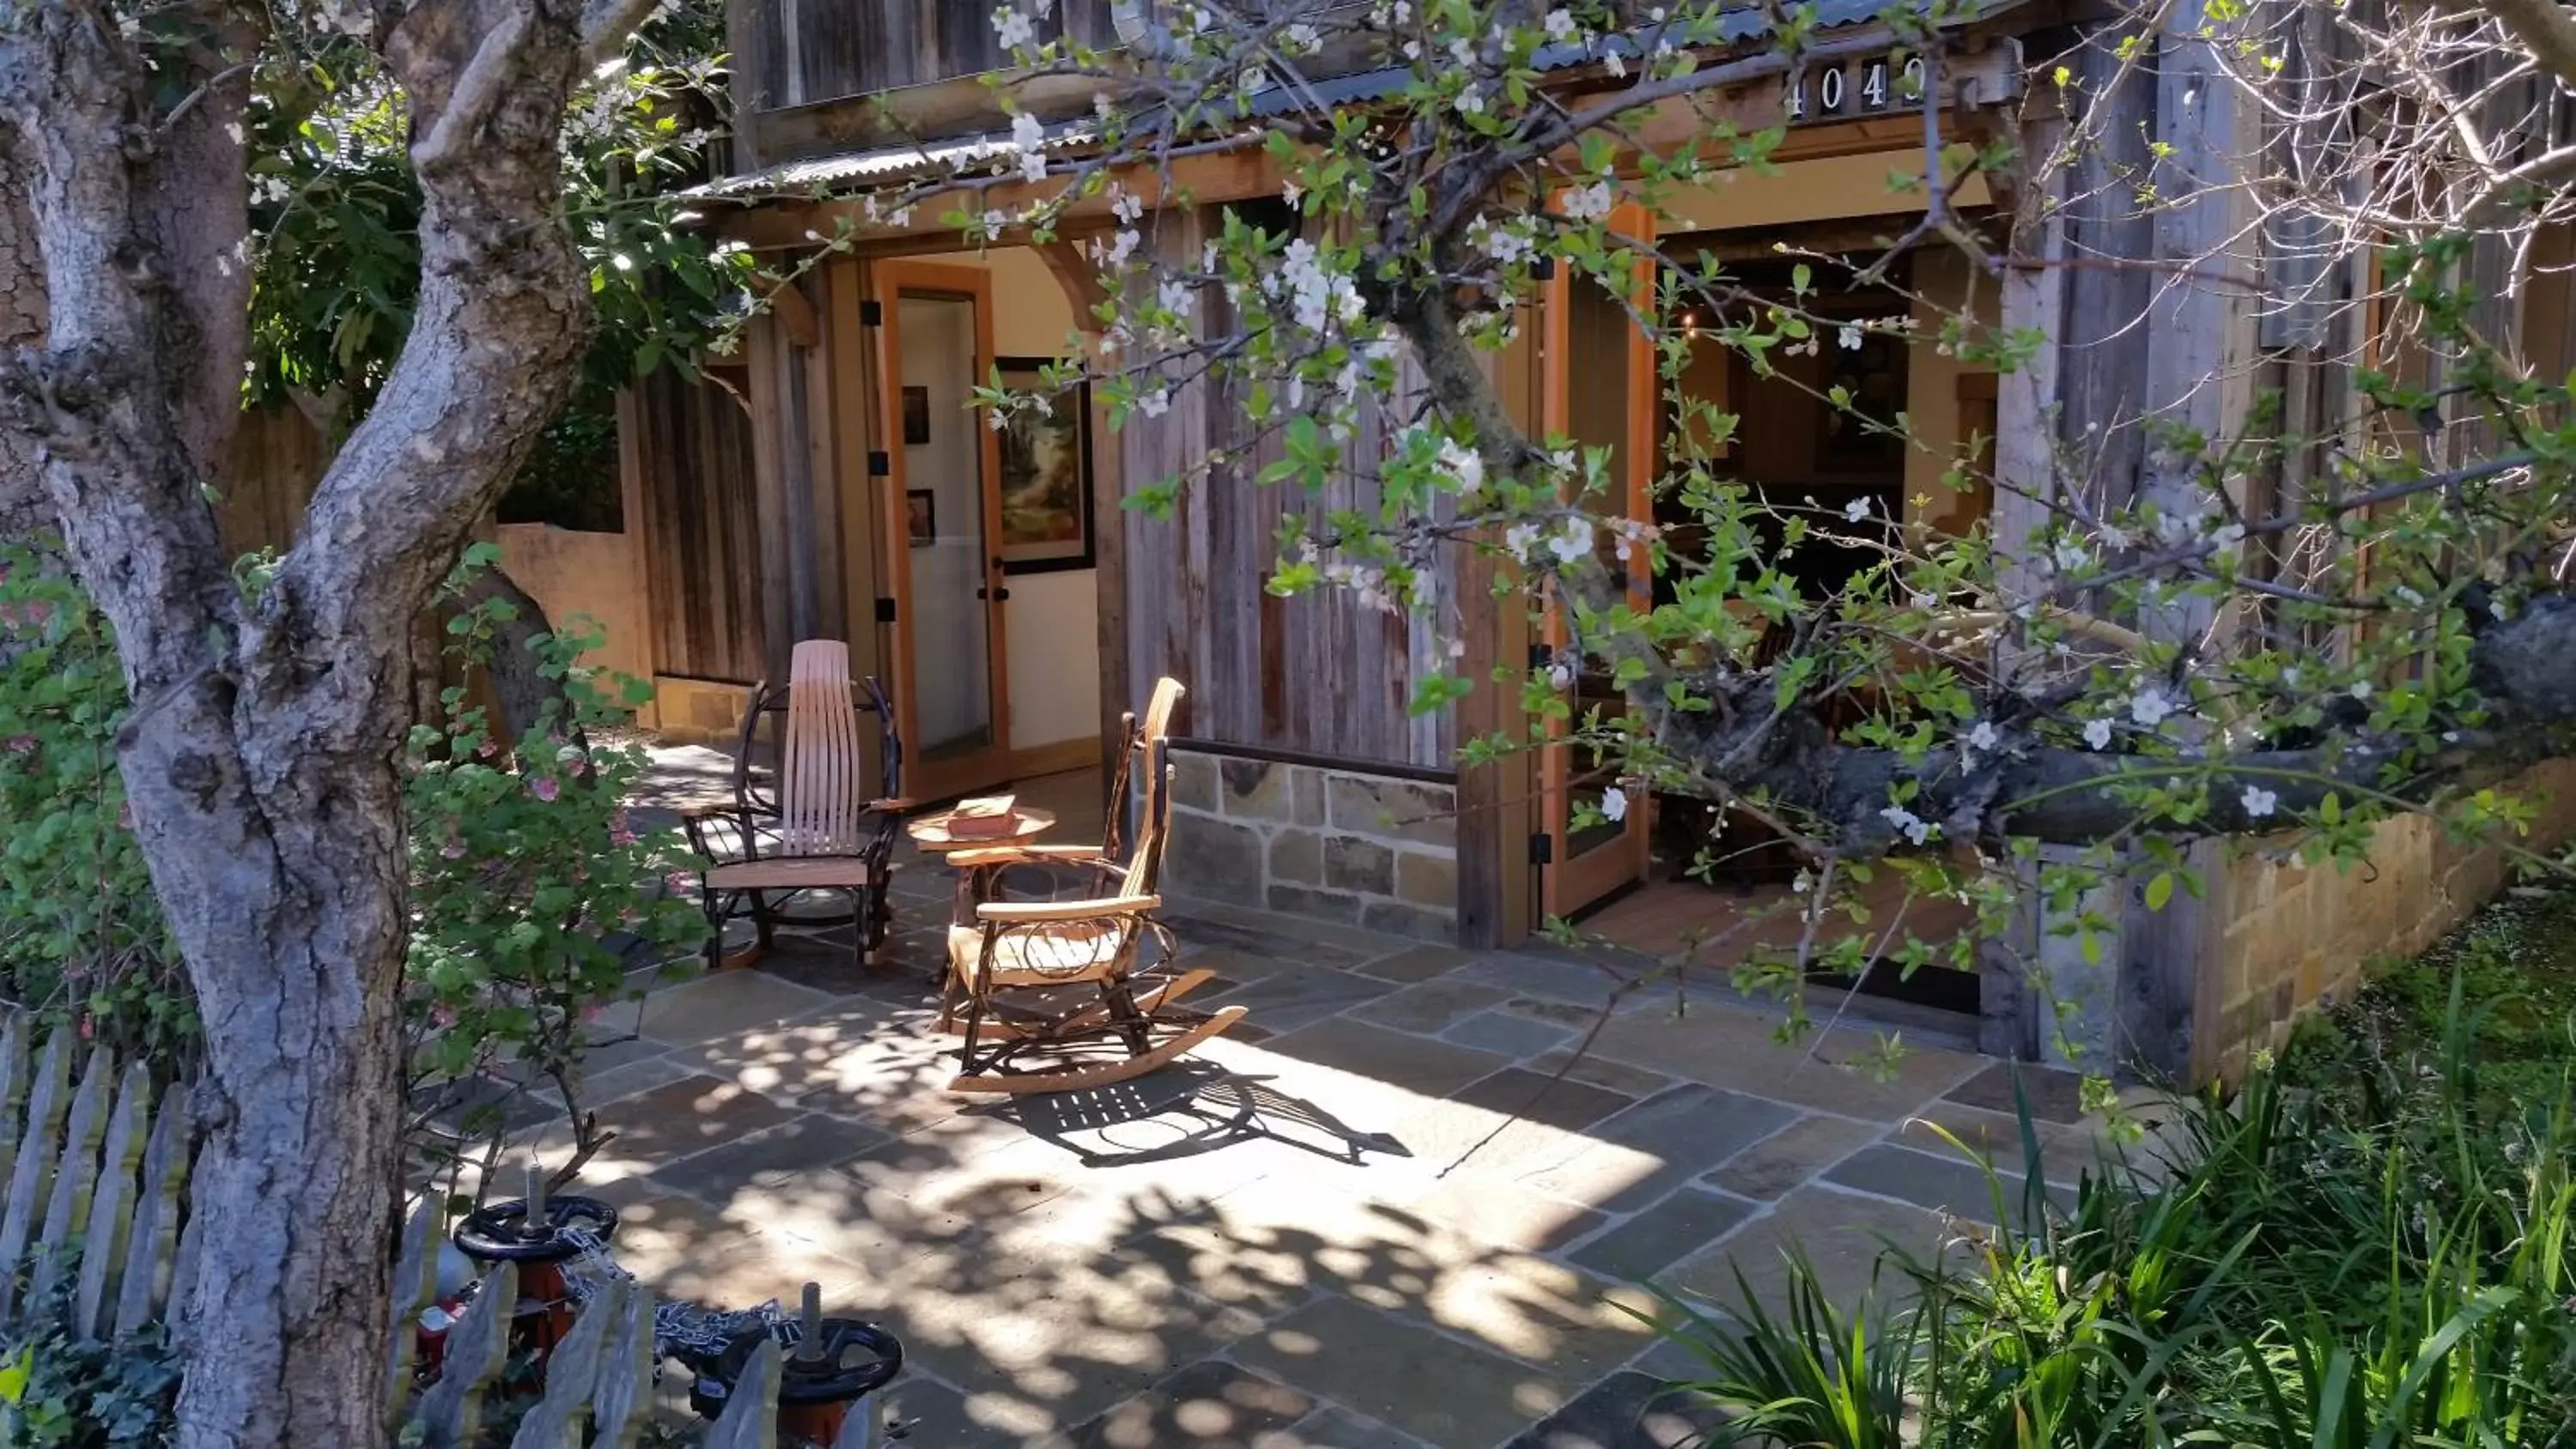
0,2,612,1445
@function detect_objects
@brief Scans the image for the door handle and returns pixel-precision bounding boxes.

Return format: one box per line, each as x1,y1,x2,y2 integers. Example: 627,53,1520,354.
975,586,1013,602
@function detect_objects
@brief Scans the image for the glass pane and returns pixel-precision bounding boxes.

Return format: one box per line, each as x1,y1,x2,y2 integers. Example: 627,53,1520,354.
1557,271,1637,858
899,293,995,763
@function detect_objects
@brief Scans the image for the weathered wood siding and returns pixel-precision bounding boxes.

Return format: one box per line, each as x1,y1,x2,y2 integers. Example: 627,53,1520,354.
632,365,769,683
743,0,1121,112
219,405,327,555
1115,210,1460,772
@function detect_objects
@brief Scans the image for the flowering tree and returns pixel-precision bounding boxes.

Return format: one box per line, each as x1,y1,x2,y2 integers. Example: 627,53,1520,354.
853,0,2576,1052
0,1,702,1444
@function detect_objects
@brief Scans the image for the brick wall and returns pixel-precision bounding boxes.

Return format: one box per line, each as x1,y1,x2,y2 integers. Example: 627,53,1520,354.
1161,747,1460,940
2202,758,2576,1080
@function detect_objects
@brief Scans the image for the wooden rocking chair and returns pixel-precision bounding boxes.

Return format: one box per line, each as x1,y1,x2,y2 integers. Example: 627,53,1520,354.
684,640,907,973
938,678,1244,1094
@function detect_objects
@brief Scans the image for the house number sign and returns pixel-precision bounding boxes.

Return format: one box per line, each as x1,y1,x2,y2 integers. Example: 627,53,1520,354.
1784,53,1928,123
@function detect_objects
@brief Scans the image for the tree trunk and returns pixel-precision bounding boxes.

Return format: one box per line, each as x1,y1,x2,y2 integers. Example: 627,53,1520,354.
1,2,617,1444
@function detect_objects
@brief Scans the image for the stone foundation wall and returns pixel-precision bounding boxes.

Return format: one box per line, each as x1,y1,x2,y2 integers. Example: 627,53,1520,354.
2204,757,2576,1079
1162,747,1460,941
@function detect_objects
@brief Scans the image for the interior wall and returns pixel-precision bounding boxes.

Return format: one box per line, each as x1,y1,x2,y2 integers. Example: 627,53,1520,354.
920,247,1102,754
898,293,991,755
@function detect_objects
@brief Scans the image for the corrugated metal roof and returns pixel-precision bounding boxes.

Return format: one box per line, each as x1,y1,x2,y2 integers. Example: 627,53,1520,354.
702,0,1990,203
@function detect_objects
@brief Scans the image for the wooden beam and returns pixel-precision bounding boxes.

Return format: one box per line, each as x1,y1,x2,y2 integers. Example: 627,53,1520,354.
1036,240,1113,333
710,145,1283,252
769,276,822,348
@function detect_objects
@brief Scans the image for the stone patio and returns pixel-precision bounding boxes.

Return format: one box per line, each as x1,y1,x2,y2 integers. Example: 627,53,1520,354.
524,758,2146,1446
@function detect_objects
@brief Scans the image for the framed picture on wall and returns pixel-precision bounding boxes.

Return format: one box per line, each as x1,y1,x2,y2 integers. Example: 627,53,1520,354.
905,488,936,548
901,385,933,446
992,356,1095,573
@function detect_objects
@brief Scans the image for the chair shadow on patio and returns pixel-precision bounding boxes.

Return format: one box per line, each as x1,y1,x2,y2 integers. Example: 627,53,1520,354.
965,1060,1413,1171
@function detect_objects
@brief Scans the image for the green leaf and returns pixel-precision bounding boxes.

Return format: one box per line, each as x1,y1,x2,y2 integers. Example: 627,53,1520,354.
2144,871,2173,912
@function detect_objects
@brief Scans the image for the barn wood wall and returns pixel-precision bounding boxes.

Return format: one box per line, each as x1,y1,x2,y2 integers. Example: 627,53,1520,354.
1114,209,1460,773
631,362,769,684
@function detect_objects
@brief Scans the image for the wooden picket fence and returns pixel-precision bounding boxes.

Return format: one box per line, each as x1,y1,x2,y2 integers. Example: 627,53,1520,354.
0,1016,879,1447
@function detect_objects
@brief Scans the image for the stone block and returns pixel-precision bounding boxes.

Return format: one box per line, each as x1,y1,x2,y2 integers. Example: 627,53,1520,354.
1324,836,1395,895
1165,813,1267,900
1264,884,1364,925
1394,849,1456,909
1359,900,1455,941
1220,757,1294,821
1324,774,1459,846
1170,749,1220,814
1267,827,1323,886
1291,767,1327,825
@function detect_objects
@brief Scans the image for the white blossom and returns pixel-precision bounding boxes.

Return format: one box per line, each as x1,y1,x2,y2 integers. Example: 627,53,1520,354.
1011,112,1048,181
2242,785,2279,819
1965,720,2000,752
1838,324,1863,350
1843,496,1872,523
1563,181,1616,221
1880,805,1932,846
1455,85,1486,116
2099,523,2132,551
2083,718,2114,750
1544,8,1577,40
1601,788,1628,823
980,208,1008,237
2129,687,2176,728
991,4,1036,52
1139,386,1171,418
2053,542,2090,573
1549,518,1592,564
1157,276,1197,318
1437,438,1484,494
2211,521,2246,547
2349,680,2372,700
1604,49,1625,76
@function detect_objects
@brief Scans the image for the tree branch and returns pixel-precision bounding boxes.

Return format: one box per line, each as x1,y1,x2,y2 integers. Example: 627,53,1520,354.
2475,0,2576,90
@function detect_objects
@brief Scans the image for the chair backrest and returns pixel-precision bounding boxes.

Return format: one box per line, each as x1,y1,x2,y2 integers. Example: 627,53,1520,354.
778,640,872,855
1120,677,1185,894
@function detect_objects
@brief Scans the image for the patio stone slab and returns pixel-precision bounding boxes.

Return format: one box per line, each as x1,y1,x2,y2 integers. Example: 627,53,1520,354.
1565,1187,1758,1282
649,1113,890,1208
1664,1185,1951,1322
1898,1100,2112,1187
636,970,840,1046
1353,943,1475,983
1371,979,1510,1034
679,999,969,1136
1455,955,1637,1006
1066,1359,1314,1449
1443,1010,1574,1059
1704,1114,1879,1200
875,1374,1033,1449
1230,1294,1576,1448
1519,1084,1801,1215
1943,1060,2091,1123
1261,1406,1435,1448
1448,1066,1640,1137
1503,1369,1729,1449
1200,970,1399,1036
1526,1050,1676,1100
1583,1010,1987,1120
600,1190,865,1311
1822,1143,2075,1227
584,1074,804,1167
1259,1019,1513,1100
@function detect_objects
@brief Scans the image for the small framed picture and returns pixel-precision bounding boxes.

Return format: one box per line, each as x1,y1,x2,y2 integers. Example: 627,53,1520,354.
993,356,1095,574
902,385,932,446
905,488,936,548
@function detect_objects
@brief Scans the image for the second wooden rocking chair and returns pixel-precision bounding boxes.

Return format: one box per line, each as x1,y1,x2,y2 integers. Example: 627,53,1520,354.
938,679,1244,1094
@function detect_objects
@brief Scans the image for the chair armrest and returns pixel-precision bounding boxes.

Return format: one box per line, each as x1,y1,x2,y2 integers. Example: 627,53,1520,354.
947,844,1118,869
976,894,1160,925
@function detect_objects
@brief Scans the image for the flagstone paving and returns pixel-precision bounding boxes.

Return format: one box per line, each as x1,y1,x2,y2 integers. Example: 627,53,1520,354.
527,765,2163,1446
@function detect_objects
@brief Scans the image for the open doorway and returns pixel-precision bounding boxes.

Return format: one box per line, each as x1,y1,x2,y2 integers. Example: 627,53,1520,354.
1577,252,1984,1018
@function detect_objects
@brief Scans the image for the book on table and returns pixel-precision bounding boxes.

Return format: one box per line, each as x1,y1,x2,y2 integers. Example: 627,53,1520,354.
945,795,1019,838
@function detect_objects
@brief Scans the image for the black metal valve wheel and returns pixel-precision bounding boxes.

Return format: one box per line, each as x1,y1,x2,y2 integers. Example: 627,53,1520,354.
686,1318,904,1419
452,1194,619,1265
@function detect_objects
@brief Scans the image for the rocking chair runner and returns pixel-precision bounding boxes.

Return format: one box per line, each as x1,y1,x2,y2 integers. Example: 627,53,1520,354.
684,640,908,973
937,678,1245,1094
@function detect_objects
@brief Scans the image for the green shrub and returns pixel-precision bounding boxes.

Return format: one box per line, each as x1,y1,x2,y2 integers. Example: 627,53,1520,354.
0,1288,179,1448
1655,1037,2576,1446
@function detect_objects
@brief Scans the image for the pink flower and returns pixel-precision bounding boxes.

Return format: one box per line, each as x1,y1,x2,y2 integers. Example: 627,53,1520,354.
431,1005,458,1028
76,1016,93,1040
4,735,35,754
439,839,466,860
477,738,499,758
115,802,133,830
665,870,697,894
608,807,636,847
529,776,560,803
579,1003,606,1023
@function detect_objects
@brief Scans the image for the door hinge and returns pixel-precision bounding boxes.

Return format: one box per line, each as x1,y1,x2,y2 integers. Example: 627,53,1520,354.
1530,257,1555,282
859,299,884,326
867,451,890,477
874,597,898,624
1529,831,1554,865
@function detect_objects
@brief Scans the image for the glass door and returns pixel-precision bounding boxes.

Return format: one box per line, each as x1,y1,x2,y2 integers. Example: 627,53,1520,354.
871,260,1016,801
1537,200,1656,920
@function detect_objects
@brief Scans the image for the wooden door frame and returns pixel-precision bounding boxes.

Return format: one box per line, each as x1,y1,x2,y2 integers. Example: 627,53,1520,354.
870,258,1015,802
1535,200,1658,921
